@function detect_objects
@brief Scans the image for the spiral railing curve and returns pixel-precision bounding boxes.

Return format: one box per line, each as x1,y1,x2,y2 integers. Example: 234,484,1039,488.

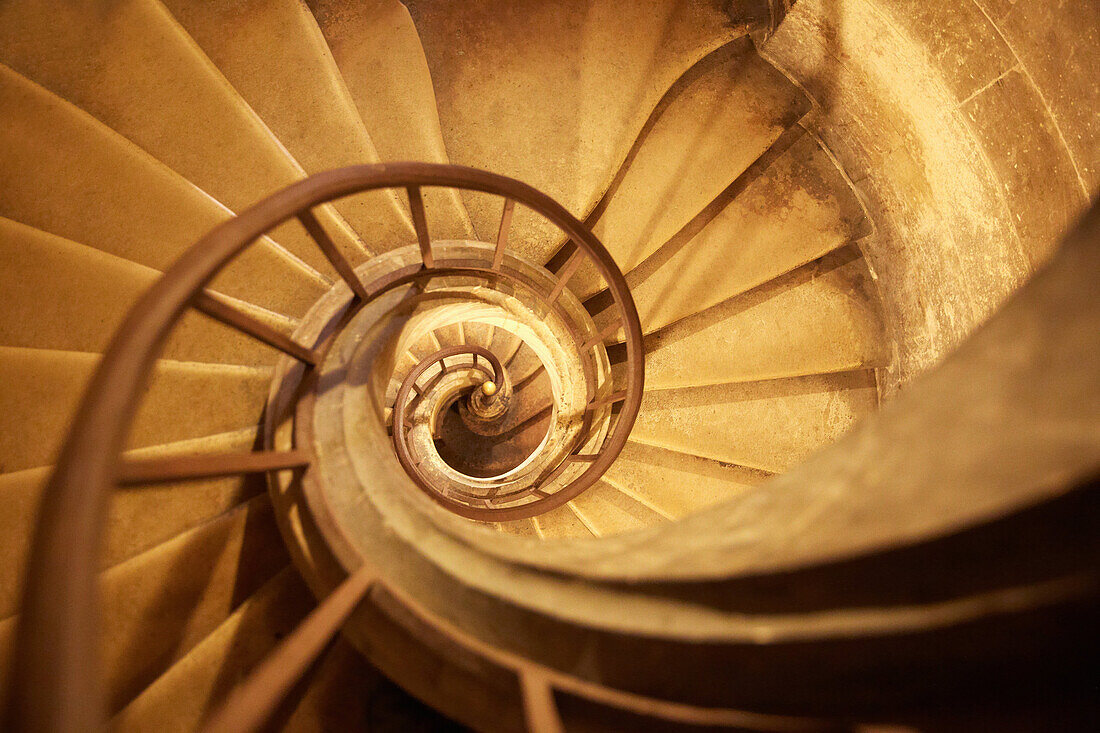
5,161,849,733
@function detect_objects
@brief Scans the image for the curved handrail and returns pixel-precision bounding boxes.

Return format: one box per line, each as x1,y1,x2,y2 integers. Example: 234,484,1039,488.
7,163,643,732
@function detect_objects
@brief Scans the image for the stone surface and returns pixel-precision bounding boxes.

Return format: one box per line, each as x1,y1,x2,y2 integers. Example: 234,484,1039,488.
634,249,887,388
569,480,667,536
110,566,311,731
978,0,1100,192
0,0,355,278
0,497,287,716
631,370,879,472
0,429,265,621
0,217,278,366
2,0,1094,726
160,0,416,258
0,64,329,319
405,0,742,253
760,0,1096,389
571,40,808,296
602,441,766,520
307,0,475,240
532,503,595,539
0,347,269,473
608,132,871,335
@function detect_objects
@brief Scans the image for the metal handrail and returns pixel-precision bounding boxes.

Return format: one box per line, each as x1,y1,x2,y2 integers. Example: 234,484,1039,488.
7,163,644,732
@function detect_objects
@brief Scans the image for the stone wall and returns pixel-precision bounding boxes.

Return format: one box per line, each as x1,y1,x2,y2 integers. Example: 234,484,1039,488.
759,0,1098,389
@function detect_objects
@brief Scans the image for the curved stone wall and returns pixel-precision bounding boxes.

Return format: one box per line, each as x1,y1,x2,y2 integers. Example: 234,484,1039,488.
758,0,1098,390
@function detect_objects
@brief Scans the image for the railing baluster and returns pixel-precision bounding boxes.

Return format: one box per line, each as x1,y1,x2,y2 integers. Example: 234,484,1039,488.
547,249,583,305
581,319,621,350
520,670,565,733
586,390,628,412
200,564,378,733
298,209,371,301
406,185,434,268
194,291,319,365
493,198,515,271
118,450,309,485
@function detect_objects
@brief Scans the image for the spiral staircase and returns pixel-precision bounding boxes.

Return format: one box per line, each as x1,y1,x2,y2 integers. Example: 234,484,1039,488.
1,1,1097,731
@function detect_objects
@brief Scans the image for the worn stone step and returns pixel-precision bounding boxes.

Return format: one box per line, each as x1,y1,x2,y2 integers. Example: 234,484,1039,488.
495,519,541,538
110,565,312,732
632,370,880,473
533,502,597,539
0,217,284,367
615,131,872,334
0,496,287,716
0,0,357,277
569,480,670,536
0,64,328,320
568,41,809,297
626,249,888,389
405,0,742,258
160,0,415,258
0,347,270,473
602,440,767,521
0,427,270,622
270,638,389,732
307,0,475,240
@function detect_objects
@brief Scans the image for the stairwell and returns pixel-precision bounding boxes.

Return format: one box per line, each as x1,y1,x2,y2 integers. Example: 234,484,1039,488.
0,1,1097,730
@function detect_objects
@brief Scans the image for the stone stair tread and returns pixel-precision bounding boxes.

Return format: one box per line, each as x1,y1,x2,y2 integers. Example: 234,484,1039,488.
495,519,540,537
499,372,553,434
110,564,311,731
0,428,267,622
632,249,888,390
0,496,287,717
433,323,464,348
569,480,669,536
0,64,329,320
620,131,872,334
569,41,809,298
160,0,414,257
461,322,496,350
488,328,525,366
603,441,767,520
533,503,596,539
631,370,880,473
0,217,282,367
271,638,385,731
307,0,474,240
504,341,545,387
405,0,742,259
0,0,354,278
0,347,269,473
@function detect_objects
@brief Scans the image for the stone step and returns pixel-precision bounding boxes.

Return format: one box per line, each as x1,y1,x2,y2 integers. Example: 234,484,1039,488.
628,249,888,389
602,440,767,520
405,0,742,258
569,480,670,536
0,346,269,473
0,496,287,716
631,370,880,473
0,217,283,367
110,565,312,731
307,0,475,240
0,64,328,320
0,0,358,277
615,131,872,335
533,502,596,539
0,428,266,622
160,0,415,258
570,41,809,297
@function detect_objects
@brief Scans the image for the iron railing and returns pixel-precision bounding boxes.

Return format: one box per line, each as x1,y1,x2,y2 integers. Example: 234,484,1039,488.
4,164,824,732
